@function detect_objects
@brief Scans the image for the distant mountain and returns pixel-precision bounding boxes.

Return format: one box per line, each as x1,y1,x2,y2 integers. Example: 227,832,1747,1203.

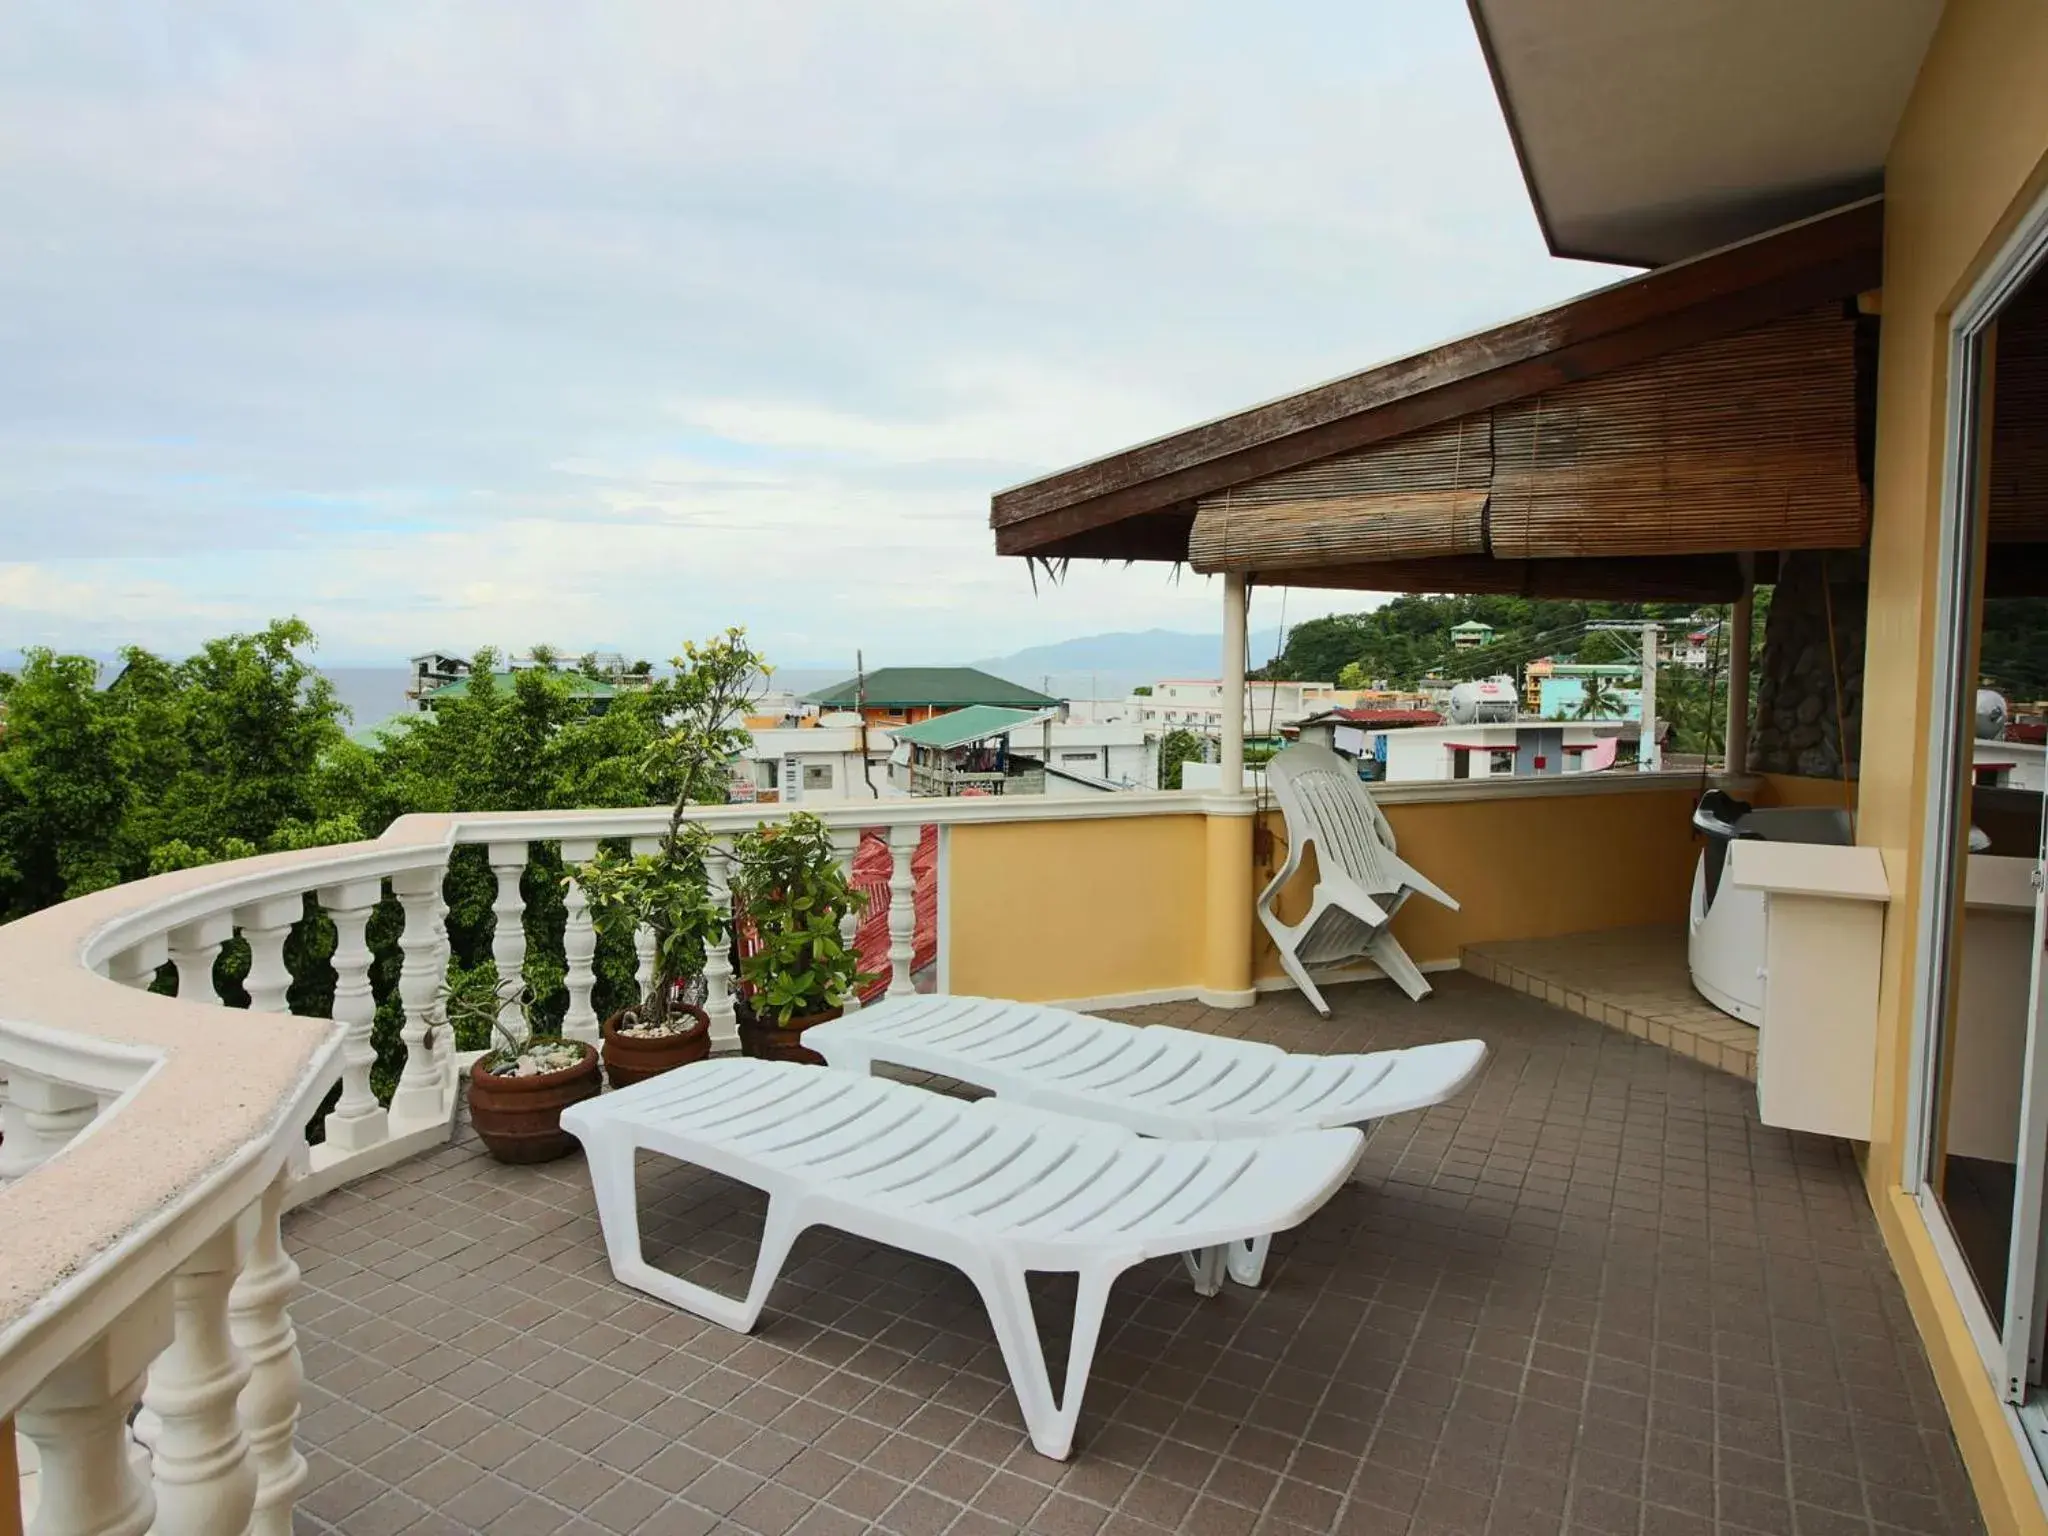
973,628,1283,700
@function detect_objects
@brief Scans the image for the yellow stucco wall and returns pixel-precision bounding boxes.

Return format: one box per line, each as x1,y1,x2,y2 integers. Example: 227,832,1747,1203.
945,789,1704,1004
1862,3,2048,1529
1251,785,1704,979
1754,773,1860,810
944,813,1217,1002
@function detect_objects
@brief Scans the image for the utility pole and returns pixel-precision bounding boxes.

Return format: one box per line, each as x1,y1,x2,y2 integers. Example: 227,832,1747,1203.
1639,621,1662,773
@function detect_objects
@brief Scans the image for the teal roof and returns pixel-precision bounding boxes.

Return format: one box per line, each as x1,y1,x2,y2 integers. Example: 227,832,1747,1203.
1450,620,1495,633
889,705,1056,750
803,667,1060,710
426,671,616,700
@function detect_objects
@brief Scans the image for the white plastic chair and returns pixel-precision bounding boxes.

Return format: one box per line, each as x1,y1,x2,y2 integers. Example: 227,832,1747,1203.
1258,743,1459,1012
562,1058,1361,1460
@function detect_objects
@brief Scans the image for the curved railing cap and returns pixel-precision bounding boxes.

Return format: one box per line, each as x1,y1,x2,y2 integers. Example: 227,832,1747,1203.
0,840,384,1388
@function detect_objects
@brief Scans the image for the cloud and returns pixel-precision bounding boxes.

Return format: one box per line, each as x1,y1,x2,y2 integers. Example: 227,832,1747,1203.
0,1,1615,663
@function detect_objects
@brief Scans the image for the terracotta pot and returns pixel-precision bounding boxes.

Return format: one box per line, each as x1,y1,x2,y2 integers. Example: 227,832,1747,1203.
602,1003,711,1090
467,1043,601,1164
738,1004,841,1066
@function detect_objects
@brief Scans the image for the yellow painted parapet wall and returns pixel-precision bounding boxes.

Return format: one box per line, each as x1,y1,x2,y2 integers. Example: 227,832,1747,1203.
943,782,1714,1008
1255,783,1706,980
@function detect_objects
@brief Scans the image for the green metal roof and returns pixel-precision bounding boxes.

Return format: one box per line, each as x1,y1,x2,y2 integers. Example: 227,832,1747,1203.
888,705,1056,750
803,667,1060,710
426,671,616,700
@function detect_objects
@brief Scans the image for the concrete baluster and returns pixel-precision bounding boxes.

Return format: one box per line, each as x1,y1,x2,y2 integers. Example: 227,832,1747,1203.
487,841,529,995
167,914,233,1005
704,843,737,1051
231,1168,308,1536
630,836,660,1004
105,935,167,992
0,1072,98,1180
316,879,386,1153
431,890,455,1084
15,1294,170,1536
236,896,301,1015
389,864,448,1124
560,838,600,1044
886,823,919,997
830,826,865,1013
144,1224,256,1536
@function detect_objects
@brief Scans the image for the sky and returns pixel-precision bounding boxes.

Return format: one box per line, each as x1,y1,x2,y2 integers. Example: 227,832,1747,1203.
0,2,1619,667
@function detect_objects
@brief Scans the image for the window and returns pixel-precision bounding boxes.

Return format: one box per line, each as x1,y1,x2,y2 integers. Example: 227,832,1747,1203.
1060,752,1096,764
1451,748,1471,781
802,764,834,790
1489,750,1516,775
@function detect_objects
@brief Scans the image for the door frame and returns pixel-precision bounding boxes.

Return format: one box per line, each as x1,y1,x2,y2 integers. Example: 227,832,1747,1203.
1903,181,2048,1403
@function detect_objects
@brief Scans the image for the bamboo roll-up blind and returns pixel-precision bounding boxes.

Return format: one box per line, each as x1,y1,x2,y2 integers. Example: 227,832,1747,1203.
1488,305,1864,558
1188,415,1491,570
1184,305,1865,578
1989,285,2048,543
1252,554,1749,602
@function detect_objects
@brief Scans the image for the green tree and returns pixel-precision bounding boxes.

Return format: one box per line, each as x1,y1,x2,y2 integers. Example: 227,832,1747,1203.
1158,729,1207,790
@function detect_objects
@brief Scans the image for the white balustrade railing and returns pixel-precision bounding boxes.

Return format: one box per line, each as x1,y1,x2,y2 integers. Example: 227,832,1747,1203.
0,787,1247,1535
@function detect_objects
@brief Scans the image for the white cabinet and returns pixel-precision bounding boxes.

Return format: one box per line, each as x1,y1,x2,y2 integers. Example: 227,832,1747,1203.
1728,841,1889,1140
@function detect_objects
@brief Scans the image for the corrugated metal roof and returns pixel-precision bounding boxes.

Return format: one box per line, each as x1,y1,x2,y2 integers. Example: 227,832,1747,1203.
888,705,1058,750
804,667,1061,709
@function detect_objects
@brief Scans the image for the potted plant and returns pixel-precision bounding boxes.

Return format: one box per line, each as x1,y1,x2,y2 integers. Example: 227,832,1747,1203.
577,828,721,1089
457,976,601,1163
571,628,768,1088
729,811,874,1063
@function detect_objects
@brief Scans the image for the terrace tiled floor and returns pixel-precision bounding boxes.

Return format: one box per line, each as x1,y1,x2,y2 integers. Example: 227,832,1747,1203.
1462,928,1759,1082
285,974,1983,1536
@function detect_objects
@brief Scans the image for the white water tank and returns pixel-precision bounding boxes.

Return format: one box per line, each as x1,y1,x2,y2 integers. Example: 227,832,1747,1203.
1977,689,2009,740
1447,677,1517,725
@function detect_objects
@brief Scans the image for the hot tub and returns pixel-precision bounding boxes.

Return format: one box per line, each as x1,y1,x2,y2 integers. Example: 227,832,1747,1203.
1688,791,1853,1025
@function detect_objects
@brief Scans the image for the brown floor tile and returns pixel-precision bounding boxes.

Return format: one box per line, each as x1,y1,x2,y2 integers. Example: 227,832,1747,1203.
287,973,1983,1536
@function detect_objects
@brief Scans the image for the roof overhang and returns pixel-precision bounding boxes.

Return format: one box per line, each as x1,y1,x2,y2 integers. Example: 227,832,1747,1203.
1468,0,1940,266
991,199,1882,576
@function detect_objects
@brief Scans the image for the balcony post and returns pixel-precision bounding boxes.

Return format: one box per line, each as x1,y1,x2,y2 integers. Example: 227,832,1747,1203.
886,824,918,998
560,839,600,1044
167,914,233,1006
236,897,301,1015
230,1167,308,1536
1727,553,1755,773
15,1294,171,1536
487,842,529,997
1221,571,1248,794
703,844,738,1052
389,864,448,1123
143,1222,256,1536
317,879,386,1153
830,827,864,1012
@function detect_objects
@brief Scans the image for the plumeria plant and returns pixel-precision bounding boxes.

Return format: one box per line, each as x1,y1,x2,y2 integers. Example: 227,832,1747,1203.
729,811,875,1025
569,629,768,1035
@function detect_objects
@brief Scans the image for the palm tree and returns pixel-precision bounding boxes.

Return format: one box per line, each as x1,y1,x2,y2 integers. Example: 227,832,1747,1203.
1573,676,1623,719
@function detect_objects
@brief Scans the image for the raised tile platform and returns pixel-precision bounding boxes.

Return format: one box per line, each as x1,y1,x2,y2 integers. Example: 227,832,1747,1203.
1462,926,1759,1082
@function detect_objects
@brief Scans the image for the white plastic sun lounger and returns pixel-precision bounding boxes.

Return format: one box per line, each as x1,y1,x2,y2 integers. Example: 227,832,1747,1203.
804,994,1485,1286
562,1058,1361,1460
